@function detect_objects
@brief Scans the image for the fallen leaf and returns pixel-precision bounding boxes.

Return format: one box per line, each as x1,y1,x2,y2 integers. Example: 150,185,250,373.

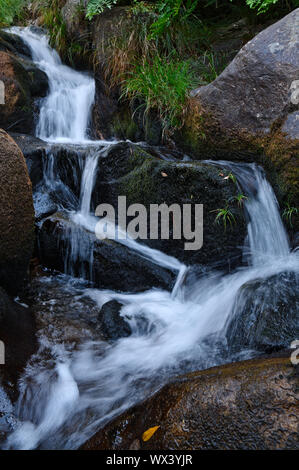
142,426,160,442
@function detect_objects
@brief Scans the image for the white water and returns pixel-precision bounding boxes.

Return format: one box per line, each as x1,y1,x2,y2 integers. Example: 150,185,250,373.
2,28,298,450
9,27,95,143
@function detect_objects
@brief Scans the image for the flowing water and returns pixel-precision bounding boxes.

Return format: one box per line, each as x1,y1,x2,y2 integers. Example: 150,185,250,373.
1,28,298,450
9,27,95,143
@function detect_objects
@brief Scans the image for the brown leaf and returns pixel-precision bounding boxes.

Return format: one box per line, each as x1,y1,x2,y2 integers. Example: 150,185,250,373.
142,426,160,442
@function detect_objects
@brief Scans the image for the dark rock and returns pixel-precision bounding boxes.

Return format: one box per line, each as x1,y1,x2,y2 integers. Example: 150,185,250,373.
37,213,176,292
225,271,299,353
25,275,105,346
0,30,31,58
0,286,36,396
92,142,247,270
99,300,131,341
9,133,48,189
61,0,88,38
81,355,298,450
0,51,48,134
0,130,35,293
192,9,299,136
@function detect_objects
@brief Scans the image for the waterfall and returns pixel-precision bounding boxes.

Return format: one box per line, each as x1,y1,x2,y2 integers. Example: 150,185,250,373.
8,27,95,143
3,28,298,451
205,160,290,265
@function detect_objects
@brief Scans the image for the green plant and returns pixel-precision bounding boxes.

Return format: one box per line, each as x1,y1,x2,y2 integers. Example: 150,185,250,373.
220,171,237,184
86,0,118,20
246,0,278,14
123,55,197,131
282,203,298,228
211,204,236,231
0,0,26,26
150,0,199,38
231,193,248,207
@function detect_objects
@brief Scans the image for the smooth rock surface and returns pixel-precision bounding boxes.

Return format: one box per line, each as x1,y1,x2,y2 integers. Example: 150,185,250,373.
82,355,298,450
192,9,299,136
0,130,35,293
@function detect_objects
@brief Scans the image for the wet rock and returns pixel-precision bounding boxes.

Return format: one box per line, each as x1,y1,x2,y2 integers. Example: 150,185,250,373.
9,133,48,189
38,213,176,292
0,130,35,293
0,286,36,396
226,271,299,353
0,51,48,134
99,300,131,341
81,355,298,450
25,275,104,346
192,9,299,136
92,142,247,270
0,30,31,58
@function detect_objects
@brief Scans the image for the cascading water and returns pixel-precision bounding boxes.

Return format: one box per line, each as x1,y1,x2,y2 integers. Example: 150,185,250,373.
2,28,298,451
9,27,95,143
205,160,290,266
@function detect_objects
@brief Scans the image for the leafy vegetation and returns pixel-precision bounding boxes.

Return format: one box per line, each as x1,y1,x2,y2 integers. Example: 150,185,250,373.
246,0,279,14
85,0,298,22
86,0,118,20
0,0,26,26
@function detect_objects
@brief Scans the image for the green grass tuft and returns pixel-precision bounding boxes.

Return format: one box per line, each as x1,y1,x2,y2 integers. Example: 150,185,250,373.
123,55,197,131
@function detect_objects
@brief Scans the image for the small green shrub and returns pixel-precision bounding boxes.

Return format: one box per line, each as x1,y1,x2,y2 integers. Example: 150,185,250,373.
123,56,197,130
211,204,236,231
282,203,298,228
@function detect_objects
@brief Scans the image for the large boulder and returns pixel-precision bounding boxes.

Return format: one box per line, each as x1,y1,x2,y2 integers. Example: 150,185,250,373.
0,129,35,293
225,271,299,353
0,50,48,134
191,9,299,136
81,355,298,450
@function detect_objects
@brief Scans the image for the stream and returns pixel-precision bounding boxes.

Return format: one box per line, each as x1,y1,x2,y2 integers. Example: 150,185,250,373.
1,27,298,450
